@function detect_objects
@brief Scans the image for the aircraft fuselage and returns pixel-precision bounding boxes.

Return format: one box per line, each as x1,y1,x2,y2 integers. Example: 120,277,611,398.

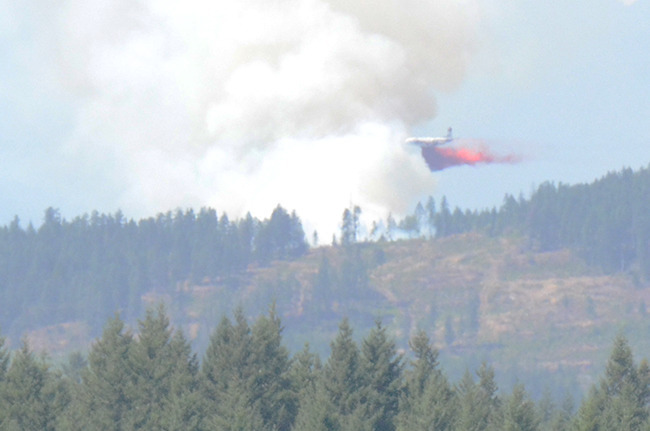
405,127,453,148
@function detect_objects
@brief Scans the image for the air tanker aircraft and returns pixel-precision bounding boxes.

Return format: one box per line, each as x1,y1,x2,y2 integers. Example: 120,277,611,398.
405,127,453,147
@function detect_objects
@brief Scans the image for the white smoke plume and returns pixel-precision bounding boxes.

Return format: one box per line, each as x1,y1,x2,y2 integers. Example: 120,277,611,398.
11,0,480,237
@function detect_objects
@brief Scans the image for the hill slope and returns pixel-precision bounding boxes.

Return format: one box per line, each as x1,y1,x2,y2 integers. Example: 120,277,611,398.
27,232,650,398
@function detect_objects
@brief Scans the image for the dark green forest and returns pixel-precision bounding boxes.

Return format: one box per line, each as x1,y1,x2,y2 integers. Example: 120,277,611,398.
2,164,650,429
0,205,307,338
428,165,650,276
0,305,648,431
2,166,650,341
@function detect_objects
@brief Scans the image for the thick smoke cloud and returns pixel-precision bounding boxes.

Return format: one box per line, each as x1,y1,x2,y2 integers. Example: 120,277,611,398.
9,0,481,236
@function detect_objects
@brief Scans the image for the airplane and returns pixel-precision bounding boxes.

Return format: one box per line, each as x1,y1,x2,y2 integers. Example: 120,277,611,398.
405,127,453,148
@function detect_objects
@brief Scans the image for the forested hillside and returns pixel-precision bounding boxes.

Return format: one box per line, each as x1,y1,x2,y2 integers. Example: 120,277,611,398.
430,165,650,275
2,165,650,401
0,205,307,339
0,306,647,431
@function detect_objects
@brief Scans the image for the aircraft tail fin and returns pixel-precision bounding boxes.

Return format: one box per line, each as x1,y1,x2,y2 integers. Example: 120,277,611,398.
447,127,453,139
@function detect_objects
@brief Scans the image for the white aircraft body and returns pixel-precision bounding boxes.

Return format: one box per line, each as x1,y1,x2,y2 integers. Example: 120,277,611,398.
405,127,453,147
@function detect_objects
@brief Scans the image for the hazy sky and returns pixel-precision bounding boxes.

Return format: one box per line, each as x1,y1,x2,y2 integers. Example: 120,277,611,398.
1,0,648,238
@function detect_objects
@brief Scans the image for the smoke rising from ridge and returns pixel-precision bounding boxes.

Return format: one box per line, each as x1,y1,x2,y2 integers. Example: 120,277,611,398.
9,0,481,236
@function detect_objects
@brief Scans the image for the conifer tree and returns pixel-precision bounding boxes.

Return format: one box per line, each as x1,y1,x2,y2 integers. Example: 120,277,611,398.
0,334,8,425
55,352,88,431
200,312,262,430
324,318,362,420
536,388,555,430
128,305,175,428
503,384,539,431
357,319,403,431
157,331,203,430
604,335,638,396
435,196,451,238
249,304,296,431
341,206,362,246
293,379,341,431
456,368,496,431
637,359,650,411
292,345,339,431
289,343,321,398
598,335,648,430
127,305,202,430
0,332,9,425
208,375,267,431
78,314,135,430
404,330,439,398
573,386,605,431
547,394,574,431
61,351,87,385
396,374,457,431
202,306,296,430
341,407,373,431
474,362,501,430
397,330,456,431
201,308,253,426
425,196,436,238
0,341,63,430
313,255,337,311
576,335,650,430
341,208,354,246
0,333,8,382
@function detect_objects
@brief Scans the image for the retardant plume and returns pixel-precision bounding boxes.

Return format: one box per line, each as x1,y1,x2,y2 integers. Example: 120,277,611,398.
421,144,520,172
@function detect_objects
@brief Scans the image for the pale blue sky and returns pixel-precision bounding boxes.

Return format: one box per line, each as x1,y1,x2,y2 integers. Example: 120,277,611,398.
0,0,648,236
430,0,650,210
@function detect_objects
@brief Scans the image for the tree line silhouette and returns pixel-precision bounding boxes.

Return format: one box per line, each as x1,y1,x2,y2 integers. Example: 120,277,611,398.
0,205,307,339
417,165,650,277
0,305,646,430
